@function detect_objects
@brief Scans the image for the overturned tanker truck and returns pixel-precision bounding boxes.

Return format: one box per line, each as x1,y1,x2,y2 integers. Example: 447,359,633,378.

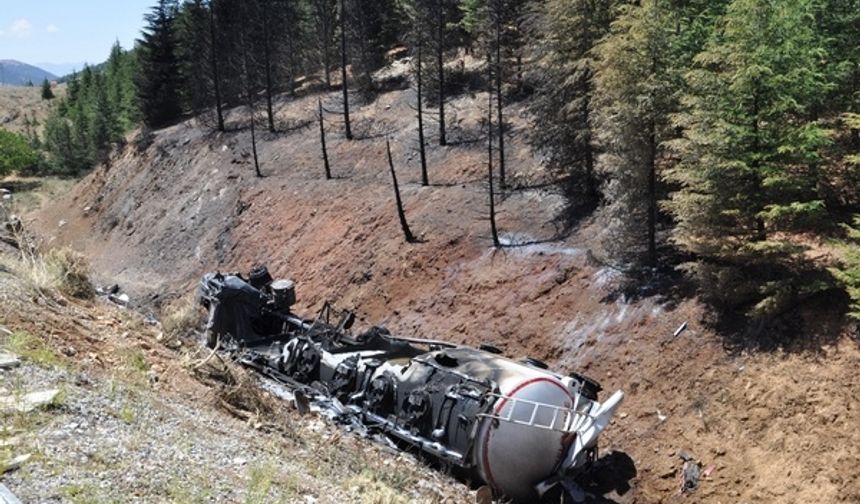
198,266,624,503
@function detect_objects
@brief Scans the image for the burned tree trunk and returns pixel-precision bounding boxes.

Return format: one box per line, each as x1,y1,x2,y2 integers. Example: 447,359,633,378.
319,98,331,180
387,140,416,243
436,2,446,146
647,122,657,268
494,5,505,190
250,105,262,178
262,1,275,132
209,3,224,132
488,70,500,248
417,39,428,186
339,0,353,140
239,5,262,178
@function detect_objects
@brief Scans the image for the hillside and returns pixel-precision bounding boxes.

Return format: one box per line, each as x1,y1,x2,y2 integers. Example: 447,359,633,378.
0,83,63,135
25,57,860,504
0,60,57,87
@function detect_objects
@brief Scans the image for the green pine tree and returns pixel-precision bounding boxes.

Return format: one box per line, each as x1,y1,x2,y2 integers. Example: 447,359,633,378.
592,0,681,269
41,78,54,100
137,0,183,128
665,0,833,315
829,112,860,319
527,0,615,210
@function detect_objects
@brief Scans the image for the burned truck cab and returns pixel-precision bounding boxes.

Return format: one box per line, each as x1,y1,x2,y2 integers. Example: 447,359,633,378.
198,268,623,503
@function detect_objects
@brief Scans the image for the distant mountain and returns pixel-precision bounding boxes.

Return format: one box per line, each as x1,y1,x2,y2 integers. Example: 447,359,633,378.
0,60,58,86
37,62,88,79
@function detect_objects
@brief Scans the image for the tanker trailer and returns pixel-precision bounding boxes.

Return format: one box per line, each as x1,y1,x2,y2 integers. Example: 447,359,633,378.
198,268,624,503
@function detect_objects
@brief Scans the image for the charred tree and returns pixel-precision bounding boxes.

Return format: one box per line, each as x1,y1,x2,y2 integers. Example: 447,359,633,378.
647,122,657,267
387,139,417,243
319,98,331,179
436,0,446,146
494,1,505,190
208,1,225,131
488,67,500,248
339,0,353,139
239,3,262,178
262,0,275,132
416,39,428,186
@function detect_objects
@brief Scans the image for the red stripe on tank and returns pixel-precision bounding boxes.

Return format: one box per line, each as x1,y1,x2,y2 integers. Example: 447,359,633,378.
481,377,574,495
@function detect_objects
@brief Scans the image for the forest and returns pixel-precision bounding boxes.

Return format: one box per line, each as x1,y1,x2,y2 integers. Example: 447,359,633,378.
11,0,860,324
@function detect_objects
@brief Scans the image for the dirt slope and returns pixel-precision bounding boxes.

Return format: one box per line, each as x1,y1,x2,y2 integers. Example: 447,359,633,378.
29,63,860,503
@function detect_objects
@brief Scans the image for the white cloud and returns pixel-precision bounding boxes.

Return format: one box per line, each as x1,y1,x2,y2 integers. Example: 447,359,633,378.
10,18,33,37
46,24,59,33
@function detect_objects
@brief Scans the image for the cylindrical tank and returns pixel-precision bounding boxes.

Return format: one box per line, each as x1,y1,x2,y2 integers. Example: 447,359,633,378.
270,279,296,310
473,371,578,502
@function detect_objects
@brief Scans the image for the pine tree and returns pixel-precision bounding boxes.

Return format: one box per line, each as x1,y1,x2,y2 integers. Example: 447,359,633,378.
42,44,138,174
527,0,614,209
41,78,54,100
137,0,183,128
665,0,832,315
176,0,214,118
91,72,119,164
829,113,860,318
43,112,75,174
592,0,678,269
815,0,860,116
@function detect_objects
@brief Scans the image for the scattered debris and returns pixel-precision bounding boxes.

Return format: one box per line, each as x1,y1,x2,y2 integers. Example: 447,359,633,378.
677,450,703,493
109,293,130,306
0,389,59,413
0,351,20,369
95,284,131,306
97,284,120,296
673,321,688,338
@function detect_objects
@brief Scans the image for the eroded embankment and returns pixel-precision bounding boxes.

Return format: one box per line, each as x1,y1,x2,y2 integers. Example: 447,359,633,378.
27,76,860,503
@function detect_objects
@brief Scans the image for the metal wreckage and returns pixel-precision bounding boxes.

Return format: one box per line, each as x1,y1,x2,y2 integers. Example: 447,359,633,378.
198,266,624,503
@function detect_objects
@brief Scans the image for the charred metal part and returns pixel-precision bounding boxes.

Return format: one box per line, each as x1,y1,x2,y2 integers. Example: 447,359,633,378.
198,268,624,503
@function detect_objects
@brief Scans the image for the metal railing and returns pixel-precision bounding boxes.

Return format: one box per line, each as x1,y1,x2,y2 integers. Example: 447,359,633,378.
476,392,595,433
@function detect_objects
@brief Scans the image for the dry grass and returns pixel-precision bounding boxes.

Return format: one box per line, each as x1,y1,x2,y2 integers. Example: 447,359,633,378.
0,234,94,301
161,295,204,343
0,176,78,214
0,85,65,135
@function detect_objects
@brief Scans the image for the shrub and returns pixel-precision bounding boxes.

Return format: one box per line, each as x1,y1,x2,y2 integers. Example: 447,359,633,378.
0,129,40,175
45,248,95,299
0,245,95,300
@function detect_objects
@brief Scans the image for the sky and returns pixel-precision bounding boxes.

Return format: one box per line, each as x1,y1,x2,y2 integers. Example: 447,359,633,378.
0,0,154,75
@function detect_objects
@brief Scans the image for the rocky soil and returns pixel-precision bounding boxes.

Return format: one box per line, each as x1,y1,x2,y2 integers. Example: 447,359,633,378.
0,246,468,504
